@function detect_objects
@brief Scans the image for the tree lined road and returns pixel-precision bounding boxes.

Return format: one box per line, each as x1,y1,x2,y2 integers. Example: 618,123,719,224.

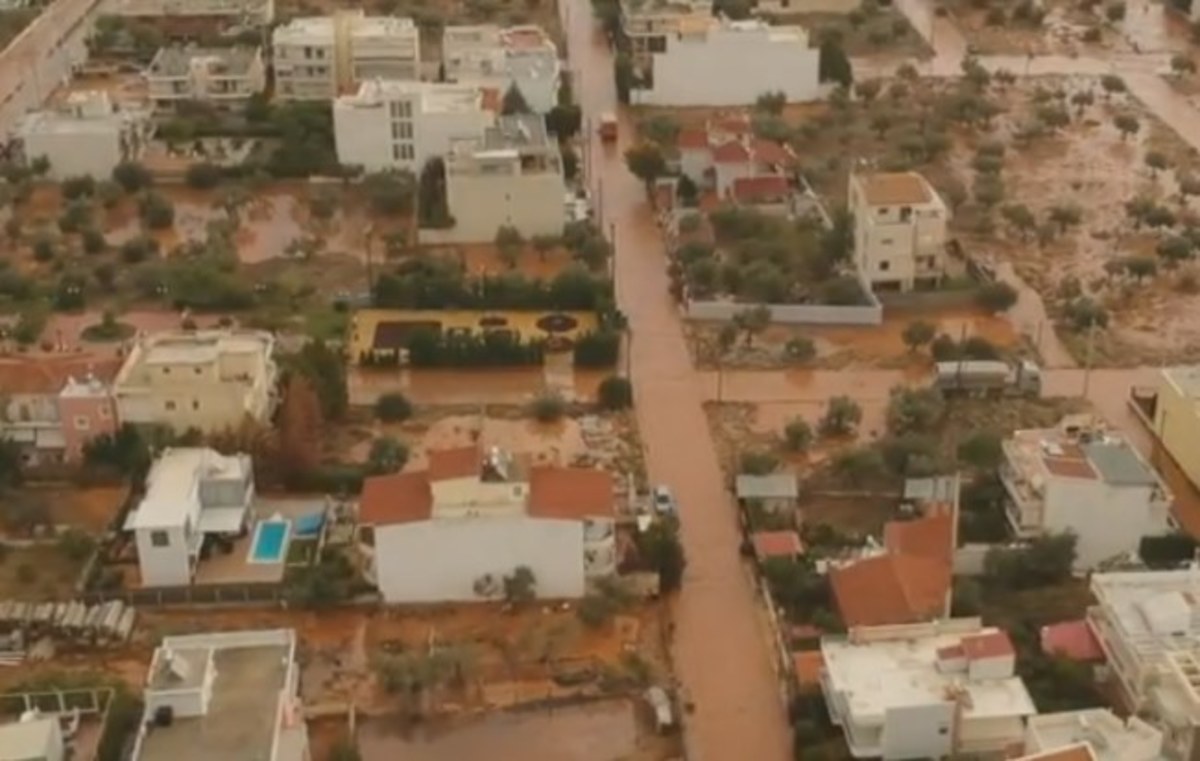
561,2,795,760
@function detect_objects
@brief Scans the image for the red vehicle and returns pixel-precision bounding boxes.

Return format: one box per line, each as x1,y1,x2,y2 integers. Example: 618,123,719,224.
598,112,618,142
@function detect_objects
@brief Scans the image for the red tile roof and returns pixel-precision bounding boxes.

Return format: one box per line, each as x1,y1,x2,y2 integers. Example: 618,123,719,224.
751,530,804,560
831,553,950,628
708,114,751,136
0,355,121,396
359,471,433,526
527,466,614,520
962,630,1015,660
711,140,752,164
752,139,795,166
480,87,502,114
1040,620,1104,661
677,128,709,150
884,513,954,562
792,650,823,689
427,446,480,481
731,175,789,204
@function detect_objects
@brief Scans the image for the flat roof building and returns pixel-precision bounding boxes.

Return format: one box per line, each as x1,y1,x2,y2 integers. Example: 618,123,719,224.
132,629,307,761
1023,709,1164,761
145,45,266,109
442,24,560,113
273,11,420,100
13,91,151,180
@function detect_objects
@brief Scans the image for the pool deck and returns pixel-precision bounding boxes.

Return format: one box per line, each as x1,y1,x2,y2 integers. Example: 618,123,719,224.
192,498,324,586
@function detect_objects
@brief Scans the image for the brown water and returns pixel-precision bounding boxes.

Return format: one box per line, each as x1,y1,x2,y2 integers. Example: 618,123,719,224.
357,701,638,761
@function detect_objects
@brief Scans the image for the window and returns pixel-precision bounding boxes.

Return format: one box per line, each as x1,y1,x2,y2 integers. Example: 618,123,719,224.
880,238,893,245
162,367,171,375
389,100,413,119
192,400,200,411
648,35,667,52
303,46,313,59
74,416,89,431
391,121,413,140
879,260,890,271
194,367,202,375
165,401,176,411
98,405,110,420
899,206,912,222
399,144,414,160
150,530,170,547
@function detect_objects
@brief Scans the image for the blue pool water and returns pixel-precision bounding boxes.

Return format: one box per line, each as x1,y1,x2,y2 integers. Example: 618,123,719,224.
249,520,290,563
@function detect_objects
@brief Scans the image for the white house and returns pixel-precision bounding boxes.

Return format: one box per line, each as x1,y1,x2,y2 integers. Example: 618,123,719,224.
848,170,949,292
273,11,420,101
819,619,1036,760
332,79,496,173
125,448,254,587
13,91,152,180
1000,416,1171,569
1022,709,1164,761
359,446,617,603
0,714,64,761
629,17,820,106
131,629,308,761
1087,569,1200,760
621,0,713,73
145,45,267,109
441,114,566,242
442,24,561,113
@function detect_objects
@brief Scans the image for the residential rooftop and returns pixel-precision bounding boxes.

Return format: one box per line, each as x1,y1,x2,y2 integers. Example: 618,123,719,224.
854,171,935,206
734,473,798,500
148,45,261,78
115,330,275,387
127,448,250,530
1025,709,1164,761
821,621,1037,723
16,91,139,136
0,717,60,761
1090,569,1200,663
134,630,303,761
273,11,417,42
482,113,554,151
1004,423,1160,488
0,355,120,396
342,79,487,113
1162,365,1200,399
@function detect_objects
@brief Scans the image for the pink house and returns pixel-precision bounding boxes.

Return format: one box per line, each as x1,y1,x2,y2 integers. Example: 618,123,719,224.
0,355,120,465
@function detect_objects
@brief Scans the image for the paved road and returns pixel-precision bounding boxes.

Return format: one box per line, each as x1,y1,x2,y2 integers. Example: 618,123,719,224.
561,3,795,760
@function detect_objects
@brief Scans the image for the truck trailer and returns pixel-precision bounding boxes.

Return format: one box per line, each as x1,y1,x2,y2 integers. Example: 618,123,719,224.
934,359,1042,398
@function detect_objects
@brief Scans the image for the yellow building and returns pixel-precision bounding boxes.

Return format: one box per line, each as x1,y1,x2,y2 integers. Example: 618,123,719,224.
1154,366,1200,489
349,309,597,363
113,330,279,434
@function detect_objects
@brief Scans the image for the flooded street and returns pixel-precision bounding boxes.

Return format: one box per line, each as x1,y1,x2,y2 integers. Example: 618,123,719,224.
564,1,794,759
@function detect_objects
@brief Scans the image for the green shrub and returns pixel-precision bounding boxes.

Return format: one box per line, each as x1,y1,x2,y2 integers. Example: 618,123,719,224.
597,375,633,410
374,392,413,422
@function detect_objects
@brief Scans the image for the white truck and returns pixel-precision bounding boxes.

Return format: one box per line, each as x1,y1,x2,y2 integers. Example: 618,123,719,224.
934,359,1042,398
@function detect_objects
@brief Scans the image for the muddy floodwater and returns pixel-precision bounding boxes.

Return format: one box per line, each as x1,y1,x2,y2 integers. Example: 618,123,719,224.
357,700,638,761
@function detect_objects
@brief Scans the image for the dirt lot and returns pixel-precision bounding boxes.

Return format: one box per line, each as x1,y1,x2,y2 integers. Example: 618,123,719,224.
0,484,126,537
0,545,87,600
686,304,1022,370
943,0,1190,56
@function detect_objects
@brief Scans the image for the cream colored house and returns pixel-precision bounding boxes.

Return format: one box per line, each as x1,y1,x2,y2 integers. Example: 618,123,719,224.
848,171,948,292
113,330,279,434
272,10,420,101
146,46,266,109
441,114,566,242
1152,366,1200,491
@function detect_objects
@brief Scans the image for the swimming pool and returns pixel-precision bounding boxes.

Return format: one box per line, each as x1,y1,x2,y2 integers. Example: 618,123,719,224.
248,519,290,564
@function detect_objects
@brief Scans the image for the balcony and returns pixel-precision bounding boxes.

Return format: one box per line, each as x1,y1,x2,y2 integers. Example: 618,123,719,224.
999,462,1044,537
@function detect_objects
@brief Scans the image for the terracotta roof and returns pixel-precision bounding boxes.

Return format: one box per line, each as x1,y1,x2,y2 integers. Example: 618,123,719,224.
677,128,709,150
527,466,614,520
752,138,794,166
1040,620,1104,661
0,355,121,396
480,86,502,114
1017,745,1097,761
427,446,480,481
731,175,789,204
358,471,433,526
936,644,965,660
792,650,823,689
708,114,751,136
751,530,804,559
831,553,950,628
962,630,1015,660
884,513,954,562
711,139,752,163
857,171,933,206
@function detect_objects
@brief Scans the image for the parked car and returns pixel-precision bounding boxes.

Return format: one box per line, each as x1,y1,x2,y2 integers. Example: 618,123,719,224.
644,686,675,733
652,485,676,514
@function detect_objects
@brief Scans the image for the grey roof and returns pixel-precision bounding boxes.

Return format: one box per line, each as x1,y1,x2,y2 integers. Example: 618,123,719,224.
1083,441,1157,486
904,475,959,503
735,474,798,500
148,45,260,78
483,113,552,151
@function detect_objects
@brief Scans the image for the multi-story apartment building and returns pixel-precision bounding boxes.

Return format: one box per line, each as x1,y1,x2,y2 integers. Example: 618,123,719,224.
0,356,120,465
112,330,279,434
332,79,496,173
1149,366,1200,491
1022,709,1164,761
359,447,617,603
442,114,566,241
819,619,1036,759
1088,569,1200,760
14,91,152,179
272,11,420,100
442,24,561,113
1000,416,1171,569
145,46,266,109
627,17,821,106
619,0,712,73
848,171,949,292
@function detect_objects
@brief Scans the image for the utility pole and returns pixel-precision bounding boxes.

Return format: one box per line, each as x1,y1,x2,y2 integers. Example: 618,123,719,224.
1081,318,1097,401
